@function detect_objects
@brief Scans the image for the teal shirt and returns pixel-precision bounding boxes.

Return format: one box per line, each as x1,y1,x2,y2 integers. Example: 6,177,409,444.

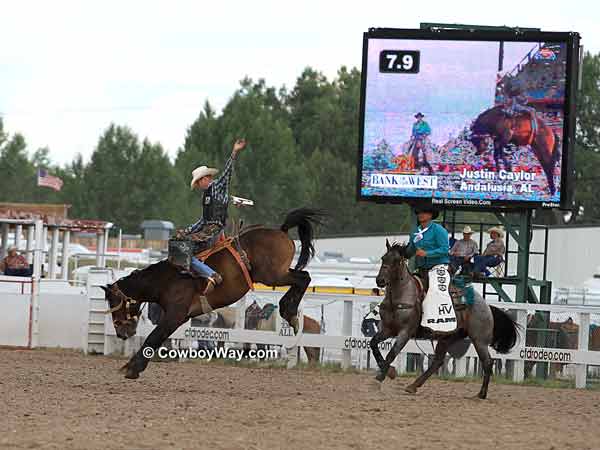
406,222,449,269
412,120,431,138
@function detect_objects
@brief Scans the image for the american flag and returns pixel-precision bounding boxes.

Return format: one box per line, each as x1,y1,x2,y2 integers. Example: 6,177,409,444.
37,169,63,191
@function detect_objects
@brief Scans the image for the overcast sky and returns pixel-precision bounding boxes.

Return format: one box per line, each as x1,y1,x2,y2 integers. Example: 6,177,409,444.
1,0,597,165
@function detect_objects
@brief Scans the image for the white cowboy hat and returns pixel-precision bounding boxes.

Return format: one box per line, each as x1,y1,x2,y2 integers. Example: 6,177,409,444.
7,246,17,252
488,226,505,238
462,226,473,234
190,166,218,189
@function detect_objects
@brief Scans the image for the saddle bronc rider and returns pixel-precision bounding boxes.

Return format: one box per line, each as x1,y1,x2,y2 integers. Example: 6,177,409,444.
178,138,247,294
503,81,537,134
404,206,456,332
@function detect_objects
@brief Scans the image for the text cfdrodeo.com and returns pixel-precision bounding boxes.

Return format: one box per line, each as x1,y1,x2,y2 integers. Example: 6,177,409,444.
142,346,278,361
519,347,572,363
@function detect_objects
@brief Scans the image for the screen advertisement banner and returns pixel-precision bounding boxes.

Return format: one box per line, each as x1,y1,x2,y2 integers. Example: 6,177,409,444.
358,28,579,209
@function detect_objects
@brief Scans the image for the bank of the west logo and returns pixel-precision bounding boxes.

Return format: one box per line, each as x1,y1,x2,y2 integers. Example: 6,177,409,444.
370,174,438,189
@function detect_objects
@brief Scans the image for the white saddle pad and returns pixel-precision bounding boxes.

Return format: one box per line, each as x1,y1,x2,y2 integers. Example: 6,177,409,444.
420,265,457,332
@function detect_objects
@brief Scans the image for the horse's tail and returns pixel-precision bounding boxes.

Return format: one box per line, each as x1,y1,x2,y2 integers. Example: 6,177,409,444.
490,305,520,354
280,208,326,270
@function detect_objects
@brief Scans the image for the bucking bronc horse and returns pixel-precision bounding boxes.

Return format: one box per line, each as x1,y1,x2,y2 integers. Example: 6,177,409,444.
470,105,560,195
370,241,519,399
102,208,324,379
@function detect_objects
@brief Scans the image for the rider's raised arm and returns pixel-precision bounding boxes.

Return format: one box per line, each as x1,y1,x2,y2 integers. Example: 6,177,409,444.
211,139,246,202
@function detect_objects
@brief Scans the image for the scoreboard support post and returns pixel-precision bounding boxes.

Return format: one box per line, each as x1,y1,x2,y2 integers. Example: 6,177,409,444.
495,210,532,303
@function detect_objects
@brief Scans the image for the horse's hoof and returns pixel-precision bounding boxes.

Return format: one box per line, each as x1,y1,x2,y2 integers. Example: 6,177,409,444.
477,392,487,400
387,366,397,380
124,369,140,380
289,316,299,334
404,385,417,394
375,371,386,382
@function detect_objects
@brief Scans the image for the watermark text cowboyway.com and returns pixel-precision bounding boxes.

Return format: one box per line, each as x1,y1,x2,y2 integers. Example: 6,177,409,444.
142,346,277,361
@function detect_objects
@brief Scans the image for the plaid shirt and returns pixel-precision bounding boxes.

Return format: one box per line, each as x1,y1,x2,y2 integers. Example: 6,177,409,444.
186,154,236,234
483,238,506,258
449,239,479,257
0,254,28,272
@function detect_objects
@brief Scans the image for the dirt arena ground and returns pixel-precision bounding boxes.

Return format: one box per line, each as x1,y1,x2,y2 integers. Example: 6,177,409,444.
2,348,600,450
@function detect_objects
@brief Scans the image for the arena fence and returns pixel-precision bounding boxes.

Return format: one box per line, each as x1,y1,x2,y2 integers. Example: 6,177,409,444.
101,285,600,389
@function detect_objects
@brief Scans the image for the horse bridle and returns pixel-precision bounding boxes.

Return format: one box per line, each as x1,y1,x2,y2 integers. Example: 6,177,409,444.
382,254,407,282
382,254,425,307
104,283,144,326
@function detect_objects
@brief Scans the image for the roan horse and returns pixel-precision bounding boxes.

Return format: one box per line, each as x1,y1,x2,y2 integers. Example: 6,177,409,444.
369,241,519,399
102,208,324,379
470,105,560,195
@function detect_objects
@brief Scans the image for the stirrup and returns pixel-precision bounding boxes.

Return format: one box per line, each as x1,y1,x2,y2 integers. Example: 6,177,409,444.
203,274,222,295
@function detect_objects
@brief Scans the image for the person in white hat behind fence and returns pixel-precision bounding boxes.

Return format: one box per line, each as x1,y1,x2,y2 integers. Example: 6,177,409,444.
178,138,247,293
473,227,506,276
448,225,479,272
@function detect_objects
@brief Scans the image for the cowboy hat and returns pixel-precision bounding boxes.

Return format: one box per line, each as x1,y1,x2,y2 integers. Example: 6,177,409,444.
462,226,473,234
414,206,439,221
414,112,425,118
7,245,17,252
487,226,505,238
190,166,218,189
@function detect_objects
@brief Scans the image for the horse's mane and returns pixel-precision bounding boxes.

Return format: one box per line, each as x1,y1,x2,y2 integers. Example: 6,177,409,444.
120,259,171,282
389,241,409,256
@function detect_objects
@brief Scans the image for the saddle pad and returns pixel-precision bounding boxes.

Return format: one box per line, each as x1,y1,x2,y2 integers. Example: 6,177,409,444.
420,265,458,332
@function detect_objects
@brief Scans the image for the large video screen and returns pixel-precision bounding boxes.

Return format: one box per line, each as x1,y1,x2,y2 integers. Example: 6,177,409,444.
358,29,579,209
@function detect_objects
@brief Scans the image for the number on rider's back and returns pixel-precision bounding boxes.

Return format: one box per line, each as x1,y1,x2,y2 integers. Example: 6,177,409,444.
379,50,420,74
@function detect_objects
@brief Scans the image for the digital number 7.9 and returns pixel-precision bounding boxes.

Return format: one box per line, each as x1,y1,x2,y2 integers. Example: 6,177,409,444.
379,50,420,74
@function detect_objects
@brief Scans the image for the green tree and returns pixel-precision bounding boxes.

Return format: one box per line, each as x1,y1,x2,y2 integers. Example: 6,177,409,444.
573,52,600,223
286,68,337,157
177,80,311,230
0,125,36,203
84,124,178,232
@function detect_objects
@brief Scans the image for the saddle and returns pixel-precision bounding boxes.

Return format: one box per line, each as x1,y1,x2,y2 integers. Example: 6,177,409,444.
168,222,255,291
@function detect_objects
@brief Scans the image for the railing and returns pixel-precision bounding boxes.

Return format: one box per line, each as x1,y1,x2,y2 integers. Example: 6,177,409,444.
103,288,600,389
0,276,33,294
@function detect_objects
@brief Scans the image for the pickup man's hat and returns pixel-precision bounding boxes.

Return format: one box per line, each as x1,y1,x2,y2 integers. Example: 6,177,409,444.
190,166,218,189
462,226,473,234
415,112,425,118
414,206,439,220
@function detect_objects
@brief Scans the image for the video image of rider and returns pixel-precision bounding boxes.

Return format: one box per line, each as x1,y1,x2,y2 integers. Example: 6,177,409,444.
410,112,433,175
361,39,568,203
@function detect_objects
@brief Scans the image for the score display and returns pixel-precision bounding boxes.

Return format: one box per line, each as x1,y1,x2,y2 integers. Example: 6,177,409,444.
379,50,420,73
358,28,580,210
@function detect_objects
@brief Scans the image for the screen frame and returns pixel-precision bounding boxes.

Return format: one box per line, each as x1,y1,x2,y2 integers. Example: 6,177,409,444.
356,27,580,211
